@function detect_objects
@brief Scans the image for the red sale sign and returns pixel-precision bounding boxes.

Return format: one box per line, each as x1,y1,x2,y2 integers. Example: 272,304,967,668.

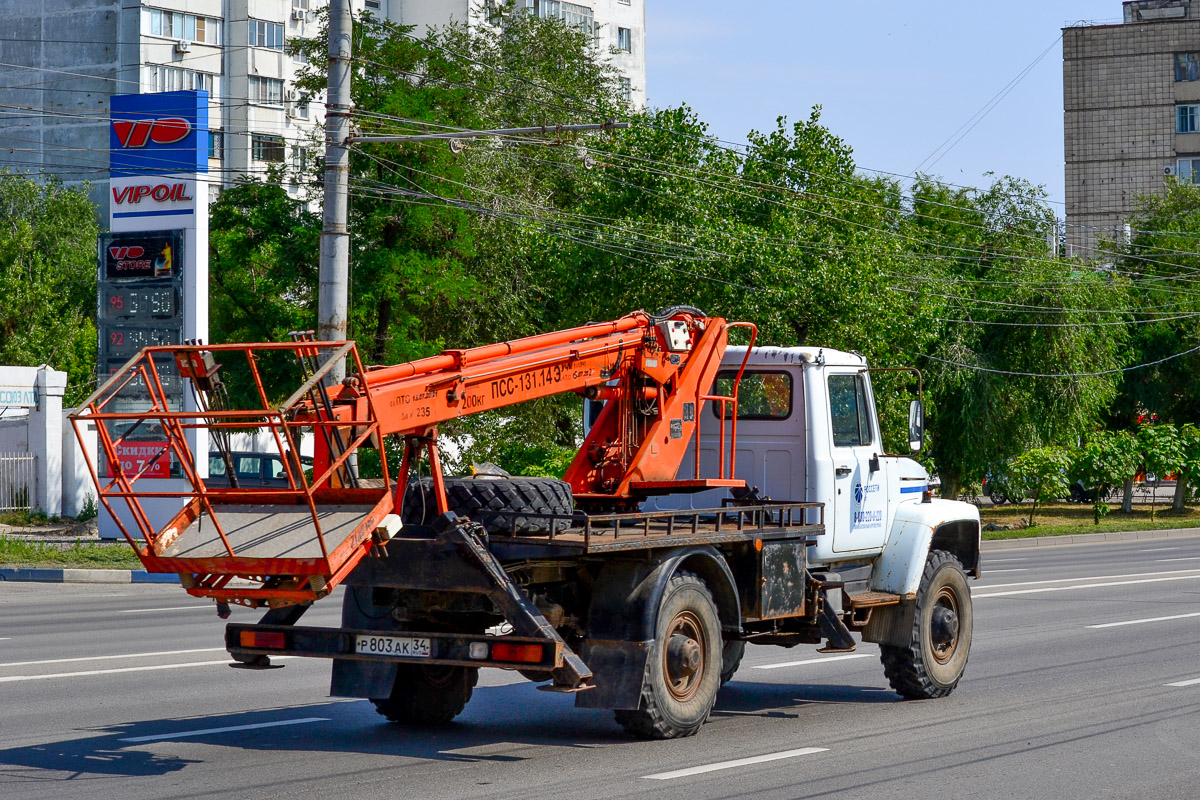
103,441,172,479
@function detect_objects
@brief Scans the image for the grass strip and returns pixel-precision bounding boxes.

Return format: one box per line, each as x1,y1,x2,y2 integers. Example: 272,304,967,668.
0,536,143,569
980,502,1200,540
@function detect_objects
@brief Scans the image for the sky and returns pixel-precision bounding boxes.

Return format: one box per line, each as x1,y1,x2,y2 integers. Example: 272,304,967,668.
645,1,1122,212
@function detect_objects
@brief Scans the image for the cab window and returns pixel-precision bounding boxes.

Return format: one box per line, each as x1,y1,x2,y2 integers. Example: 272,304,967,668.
828,373,873,447
711,371,792,419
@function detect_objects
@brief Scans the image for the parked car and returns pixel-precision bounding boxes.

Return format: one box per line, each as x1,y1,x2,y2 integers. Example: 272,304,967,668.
205,451,312,488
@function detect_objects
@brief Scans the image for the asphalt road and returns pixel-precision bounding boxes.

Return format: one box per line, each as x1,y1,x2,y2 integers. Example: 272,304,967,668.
4,537,1200,800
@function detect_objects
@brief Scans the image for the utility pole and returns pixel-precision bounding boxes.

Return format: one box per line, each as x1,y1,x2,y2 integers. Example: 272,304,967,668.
319,0,353,383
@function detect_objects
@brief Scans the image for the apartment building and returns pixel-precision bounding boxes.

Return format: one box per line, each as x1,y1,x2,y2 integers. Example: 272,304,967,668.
1064,0,1200,257
0,0,326,216
0,0,644,218
385,0,647,107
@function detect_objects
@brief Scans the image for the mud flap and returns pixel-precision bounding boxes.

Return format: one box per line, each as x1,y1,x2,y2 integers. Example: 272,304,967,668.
862,600,917,646
573,639,654,710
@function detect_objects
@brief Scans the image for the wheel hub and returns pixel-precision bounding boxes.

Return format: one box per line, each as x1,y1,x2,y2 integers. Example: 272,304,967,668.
930,587,961,664
662,609,708,701
667,634,702,679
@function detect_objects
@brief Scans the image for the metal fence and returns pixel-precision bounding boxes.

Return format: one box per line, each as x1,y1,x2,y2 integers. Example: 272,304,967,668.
0,452,35,512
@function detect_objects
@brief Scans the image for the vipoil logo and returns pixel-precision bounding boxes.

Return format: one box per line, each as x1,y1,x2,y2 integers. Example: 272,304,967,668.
112,117,191,148
108,245,145,260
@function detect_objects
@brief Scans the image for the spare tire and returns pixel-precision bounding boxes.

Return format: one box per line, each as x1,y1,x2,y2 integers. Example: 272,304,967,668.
402,476,574,535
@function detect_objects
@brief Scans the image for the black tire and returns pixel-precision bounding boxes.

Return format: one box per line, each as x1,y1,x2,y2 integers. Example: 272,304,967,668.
720,639,746,686
402,476,574,535
880,550,973,699
371,663,479,725
614,573,722,739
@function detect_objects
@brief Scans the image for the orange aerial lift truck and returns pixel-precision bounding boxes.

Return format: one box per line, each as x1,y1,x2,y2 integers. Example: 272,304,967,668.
73,307,980,739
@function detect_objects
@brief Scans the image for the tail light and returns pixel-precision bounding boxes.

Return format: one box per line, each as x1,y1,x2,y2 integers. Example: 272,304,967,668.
491,642,545,663
240,631,286,649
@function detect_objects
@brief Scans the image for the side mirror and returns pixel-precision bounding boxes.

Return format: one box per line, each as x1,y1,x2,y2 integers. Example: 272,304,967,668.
908,399,924,452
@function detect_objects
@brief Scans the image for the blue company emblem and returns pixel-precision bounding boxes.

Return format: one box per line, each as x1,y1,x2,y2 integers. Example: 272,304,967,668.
853,481,881,504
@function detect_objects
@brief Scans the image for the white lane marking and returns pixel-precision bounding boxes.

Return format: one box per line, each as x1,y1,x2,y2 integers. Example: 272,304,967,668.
984,568,1028,573
1087,612,1200,629
117,606,212,613
1165,677,1200,687
643,748,829,780
975,574,1200,599
0,638,10,641
977,568,1200,591
0,648,224,668
1141,548,1181,553
753,654,872,670
120,717,329,743
985,558,1028,563
1156,557,1200,562
0,657,295,683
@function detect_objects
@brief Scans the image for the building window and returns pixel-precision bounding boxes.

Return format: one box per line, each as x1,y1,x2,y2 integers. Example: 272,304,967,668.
618,76,631,102
1177,52,1200,82
292,0,310,8
617,27,632,53
1179,104,1200,133
523,1,594,34
292,145,309,172
147,9,223,45
1177,157,1200,183
249,76,285,105
249,19,285,50
365,0,381,8
209,129,223,159
251,134,286,162
294,99,310,119
619,0,631,4
145,65,218,97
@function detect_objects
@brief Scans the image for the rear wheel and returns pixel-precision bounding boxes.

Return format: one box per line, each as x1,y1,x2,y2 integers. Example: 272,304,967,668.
402,476,573,535
614,573,722,739
371,664,479,725
720,639,746,686
880,550,973,699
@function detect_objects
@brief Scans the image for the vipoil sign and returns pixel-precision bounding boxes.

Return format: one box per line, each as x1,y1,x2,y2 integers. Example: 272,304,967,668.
98,90,210,538
109,92,207,224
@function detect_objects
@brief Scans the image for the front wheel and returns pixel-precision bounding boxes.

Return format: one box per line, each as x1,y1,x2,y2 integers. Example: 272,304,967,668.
614,573,723,739
880,550,973,699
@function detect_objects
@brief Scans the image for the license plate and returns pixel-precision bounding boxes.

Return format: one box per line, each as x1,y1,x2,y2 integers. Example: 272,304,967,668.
355,635,431,658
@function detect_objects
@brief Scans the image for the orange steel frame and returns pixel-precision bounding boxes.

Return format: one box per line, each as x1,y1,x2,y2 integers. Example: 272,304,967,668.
72,310,756,607
73,341,392,607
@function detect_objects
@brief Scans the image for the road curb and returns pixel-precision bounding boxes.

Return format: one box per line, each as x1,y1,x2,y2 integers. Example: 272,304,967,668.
982,526,1200,551
0,568,180,584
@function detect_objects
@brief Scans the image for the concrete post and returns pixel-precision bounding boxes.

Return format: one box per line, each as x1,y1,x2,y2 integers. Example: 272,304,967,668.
318,0,353,383
29,367,66,515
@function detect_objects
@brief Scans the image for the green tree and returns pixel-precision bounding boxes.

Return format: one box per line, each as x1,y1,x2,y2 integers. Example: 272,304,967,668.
902,176,1129,498
1178,423,1200,511
0,172,99,404
1074,430,1140,523
1137,422,1186,520
1007,446,1074,527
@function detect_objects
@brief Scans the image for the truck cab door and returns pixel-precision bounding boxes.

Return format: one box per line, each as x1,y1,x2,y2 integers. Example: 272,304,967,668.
827,371,889,553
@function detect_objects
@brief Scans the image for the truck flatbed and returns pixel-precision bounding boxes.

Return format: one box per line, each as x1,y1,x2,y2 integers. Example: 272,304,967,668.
487,501,823,554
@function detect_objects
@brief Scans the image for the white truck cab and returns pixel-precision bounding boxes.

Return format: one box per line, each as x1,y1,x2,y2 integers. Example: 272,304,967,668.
652,344,981,598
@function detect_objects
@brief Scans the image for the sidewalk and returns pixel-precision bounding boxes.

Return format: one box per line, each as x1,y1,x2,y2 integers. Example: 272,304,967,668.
982,526,1200,550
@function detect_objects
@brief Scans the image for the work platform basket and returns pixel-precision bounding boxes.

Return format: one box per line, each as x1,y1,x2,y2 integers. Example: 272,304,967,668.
71,339,396,608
